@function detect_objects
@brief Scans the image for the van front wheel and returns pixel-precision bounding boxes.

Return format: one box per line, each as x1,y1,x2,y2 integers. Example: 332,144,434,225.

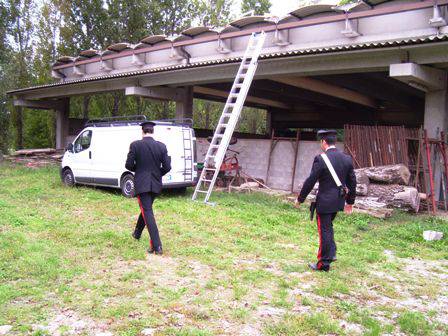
121,174,135,198
62,168,75,187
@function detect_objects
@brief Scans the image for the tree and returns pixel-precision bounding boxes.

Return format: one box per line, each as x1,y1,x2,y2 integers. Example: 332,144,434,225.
151,0,199,36
241,0,271,15
6,0,35,149
0,0,10,152
194,0,234,27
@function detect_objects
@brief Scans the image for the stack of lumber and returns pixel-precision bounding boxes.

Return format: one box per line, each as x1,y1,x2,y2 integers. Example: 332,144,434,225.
5,148,64,168
308,164,420,218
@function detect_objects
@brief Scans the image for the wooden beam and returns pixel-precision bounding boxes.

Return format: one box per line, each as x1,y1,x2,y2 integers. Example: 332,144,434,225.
193,86,289,109
271,76,378,108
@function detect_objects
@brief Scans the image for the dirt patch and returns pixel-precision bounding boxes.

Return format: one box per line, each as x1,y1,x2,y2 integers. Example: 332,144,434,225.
32,308,110,336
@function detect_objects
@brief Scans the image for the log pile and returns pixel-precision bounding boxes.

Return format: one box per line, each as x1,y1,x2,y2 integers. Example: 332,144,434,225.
4,148,64,168
309,164,420,218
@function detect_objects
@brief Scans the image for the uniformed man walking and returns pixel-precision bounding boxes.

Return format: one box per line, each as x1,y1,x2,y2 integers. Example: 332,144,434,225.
125,121,171,255
296,130,356,272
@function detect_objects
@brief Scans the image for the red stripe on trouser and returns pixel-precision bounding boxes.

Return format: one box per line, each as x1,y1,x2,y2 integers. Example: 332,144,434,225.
317,214,323,270
137,195,153,249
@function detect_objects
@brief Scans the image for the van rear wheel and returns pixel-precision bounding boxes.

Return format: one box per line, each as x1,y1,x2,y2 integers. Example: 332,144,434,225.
121,174,135,198
62,168,75,187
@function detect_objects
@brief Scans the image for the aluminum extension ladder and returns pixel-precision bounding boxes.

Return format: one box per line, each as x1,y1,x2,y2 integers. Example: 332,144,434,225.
182,126,194,182
192,31,266,204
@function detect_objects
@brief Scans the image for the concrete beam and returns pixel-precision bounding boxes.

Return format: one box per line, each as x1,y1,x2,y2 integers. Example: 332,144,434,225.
194,86,289,109
390,63,447,92
271,76,378,108
125,86,185,101
13,98,65,110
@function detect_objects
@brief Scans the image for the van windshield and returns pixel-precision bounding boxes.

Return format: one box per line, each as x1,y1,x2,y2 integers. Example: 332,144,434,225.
74,130,92,153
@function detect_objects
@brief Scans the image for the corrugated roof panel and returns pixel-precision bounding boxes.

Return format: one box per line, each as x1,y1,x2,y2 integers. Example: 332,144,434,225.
365,0,393,5
166,34,191,43
290,4,337,19
215,25,240,34
79,49,100,57
182,26,216,37
230,15,270,28
56,56,75,63
133,42,150,50
140,35,167,45
107,42,132,52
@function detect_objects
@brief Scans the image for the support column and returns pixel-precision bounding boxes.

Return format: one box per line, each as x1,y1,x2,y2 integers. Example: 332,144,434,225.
55,98,70,149
424,86,448,200
175,86,193,121
424,89,448,138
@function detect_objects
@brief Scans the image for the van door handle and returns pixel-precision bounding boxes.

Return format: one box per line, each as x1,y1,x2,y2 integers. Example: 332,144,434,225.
89,151,92,159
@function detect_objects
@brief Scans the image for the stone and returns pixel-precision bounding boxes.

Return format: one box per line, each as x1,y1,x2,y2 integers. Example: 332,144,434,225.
95,332,113,336
141,328,156,336
0,325,13,335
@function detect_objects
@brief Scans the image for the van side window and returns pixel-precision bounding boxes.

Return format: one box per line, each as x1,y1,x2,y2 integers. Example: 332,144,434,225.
74,130,92,153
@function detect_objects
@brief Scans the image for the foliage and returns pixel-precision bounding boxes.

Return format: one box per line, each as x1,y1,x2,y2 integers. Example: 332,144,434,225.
0,0,270,150
241,0,272,16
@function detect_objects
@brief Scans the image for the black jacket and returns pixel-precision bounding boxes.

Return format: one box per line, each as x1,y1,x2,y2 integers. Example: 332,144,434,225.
298,147,356,214
125,137,171,195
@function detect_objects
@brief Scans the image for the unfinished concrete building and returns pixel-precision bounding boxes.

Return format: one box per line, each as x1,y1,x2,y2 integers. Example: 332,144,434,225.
7,0,448,190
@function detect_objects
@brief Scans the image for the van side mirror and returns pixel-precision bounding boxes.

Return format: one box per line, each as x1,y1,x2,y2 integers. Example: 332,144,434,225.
66,143,74,152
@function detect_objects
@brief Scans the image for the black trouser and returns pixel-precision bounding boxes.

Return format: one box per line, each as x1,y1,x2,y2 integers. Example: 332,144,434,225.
316,213,337,270
134,192,162,249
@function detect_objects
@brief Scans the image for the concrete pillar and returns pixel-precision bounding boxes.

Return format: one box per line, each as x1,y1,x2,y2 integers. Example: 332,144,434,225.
424,86,448,200
175,86,193,121
424,89,448,138
55,98,70,149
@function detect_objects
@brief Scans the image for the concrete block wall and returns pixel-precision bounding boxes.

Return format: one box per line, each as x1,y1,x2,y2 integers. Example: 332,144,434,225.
196,137,342,191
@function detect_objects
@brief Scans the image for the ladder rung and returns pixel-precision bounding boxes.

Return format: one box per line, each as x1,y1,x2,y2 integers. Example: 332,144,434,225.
204,168,216,171
196,190,208,194
217,124,227,128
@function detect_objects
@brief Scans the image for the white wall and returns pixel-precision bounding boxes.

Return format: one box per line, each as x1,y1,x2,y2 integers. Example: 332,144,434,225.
196,137,343,191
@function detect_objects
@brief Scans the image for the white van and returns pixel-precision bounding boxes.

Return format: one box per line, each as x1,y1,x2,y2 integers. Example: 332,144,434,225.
61,116,197,197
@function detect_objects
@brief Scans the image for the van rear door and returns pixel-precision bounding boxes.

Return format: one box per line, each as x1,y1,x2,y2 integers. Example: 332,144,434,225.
154,125,185,184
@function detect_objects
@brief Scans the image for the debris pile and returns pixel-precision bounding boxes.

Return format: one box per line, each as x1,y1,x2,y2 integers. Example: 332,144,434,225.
309,164,420,218
4,148,64,168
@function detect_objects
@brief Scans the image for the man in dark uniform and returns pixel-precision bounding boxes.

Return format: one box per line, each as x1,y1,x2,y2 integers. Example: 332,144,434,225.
125,121,171,255
296,130,356,272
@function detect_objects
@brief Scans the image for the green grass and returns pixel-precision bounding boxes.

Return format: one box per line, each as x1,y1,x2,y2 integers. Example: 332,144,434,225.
0,163,447,335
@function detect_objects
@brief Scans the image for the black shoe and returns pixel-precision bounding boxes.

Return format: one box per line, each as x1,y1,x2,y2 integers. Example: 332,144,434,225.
332,257,337,262
154,247,163,255
308,262,329,272
132,232,141,240
147,247,163,255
